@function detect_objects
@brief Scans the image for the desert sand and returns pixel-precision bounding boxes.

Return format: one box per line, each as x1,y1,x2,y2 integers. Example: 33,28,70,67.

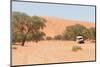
12,17,95,66
12,41,95,66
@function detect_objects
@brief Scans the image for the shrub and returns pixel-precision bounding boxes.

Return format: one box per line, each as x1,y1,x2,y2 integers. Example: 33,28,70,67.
54,35,62,40
72,46,82,52
12,46,17,49
63,24,96,41
46,36,52,40
82,27,95,40
63,24,87,40
32,32,46,42
12,32,24,43
89,27,96,40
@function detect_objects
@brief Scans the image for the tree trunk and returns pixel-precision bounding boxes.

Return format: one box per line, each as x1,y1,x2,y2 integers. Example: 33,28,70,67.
21,29,30,46
21,35,27,46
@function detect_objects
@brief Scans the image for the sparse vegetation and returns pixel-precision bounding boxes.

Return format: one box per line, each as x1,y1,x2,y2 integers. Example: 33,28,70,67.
12,46,17,49
32,32,46,42
53,35,62,40
89,27,96,40
72,46,82,52
46,36,53,40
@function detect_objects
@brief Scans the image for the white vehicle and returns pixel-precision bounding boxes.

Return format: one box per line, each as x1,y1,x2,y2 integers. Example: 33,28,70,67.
76,36,84,44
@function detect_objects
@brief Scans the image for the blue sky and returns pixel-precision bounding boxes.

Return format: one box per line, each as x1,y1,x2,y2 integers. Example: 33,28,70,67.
12,1,95,22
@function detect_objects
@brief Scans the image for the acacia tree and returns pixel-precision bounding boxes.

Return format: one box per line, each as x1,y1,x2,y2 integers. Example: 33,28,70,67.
63,24,96,40
63,24,87,40
82,29,91,40
12,12,46,46
54,35,62,40
89,27,96,40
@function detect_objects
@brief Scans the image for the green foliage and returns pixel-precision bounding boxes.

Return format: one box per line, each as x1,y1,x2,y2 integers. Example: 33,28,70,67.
63,24,95,40
54,35,62,40
63,24,87,40
82,27,95,40
89,28,96,40
26,33,33,41
32,32,46,42
12,32,24,43
12,12,46,46
31,16,46,31
82,29,91,40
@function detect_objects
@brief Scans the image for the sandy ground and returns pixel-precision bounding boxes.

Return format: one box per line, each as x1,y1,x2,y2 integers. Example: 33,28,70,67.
12,41,95,66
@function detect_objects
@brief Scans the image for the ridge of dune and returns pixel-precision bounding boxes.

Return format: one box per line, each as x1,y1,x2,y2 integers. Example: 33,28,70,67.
40,16,95,37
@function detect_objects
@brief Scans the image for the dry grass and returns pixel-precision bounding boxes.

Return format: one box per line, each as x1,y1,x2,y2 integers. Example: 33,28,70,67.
12,46,17,49
72,46,82,52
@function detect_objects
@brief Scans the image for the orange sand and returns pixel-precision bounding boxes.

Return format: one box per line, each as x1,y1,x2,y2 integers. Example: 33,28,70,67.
41,16,95,37
12,41,95,66
12,17,95,66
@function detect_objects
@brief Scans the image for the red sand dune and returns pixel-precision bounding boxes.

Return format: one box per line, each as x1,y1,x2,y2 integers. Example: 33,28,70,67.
41,16,95,37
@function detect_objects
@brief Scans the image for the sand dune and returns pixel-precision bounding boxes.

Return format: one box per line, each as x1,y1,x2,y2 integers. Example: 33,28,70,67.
41,16,95,37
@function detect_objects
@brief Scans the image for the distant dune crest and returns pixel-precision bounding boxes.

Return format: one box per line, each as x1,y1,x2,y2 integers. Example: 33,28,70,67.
41,16,95,37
